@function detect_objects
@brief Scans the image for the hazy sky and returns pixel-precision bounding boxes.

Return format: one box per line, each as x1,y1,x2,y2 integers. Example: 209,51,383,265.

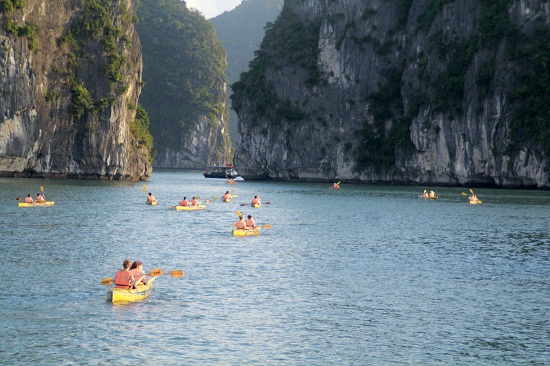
185,0,242,19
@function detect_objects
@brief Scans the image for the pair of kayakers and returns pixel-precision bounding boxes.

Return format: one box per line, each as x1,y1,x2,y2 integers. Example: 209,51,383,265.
422,190,436,198
236,215,256,229
179,196,199,206
469,193,479,202
114,259,149,289
25,193,46,203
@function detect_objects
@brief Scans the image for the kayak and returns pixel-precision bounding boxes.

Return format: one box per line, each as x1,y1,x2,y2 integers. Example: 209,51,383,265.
106,277,157,304
251,203,261,208
469,200,483,205
173,205,206,211
146,201,157,206
222,198,231,202
232,227,261,236
18,201,55,207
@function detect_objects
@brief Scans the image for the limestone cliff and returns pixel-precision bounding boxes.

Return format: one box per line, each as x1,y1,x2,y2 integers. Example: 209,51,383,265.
135,0,231,169
232,0,550,188
0,0,152,180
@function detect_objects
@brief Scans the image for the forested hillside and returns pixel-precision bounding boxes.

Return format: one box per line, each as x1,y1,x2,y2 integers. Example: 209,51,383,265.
135,0,231,168
210,0,283,143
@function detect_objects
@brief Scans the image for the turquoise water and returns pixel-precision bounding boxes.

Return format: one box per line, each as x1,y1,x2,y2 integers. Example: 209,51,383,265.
1,170,549,365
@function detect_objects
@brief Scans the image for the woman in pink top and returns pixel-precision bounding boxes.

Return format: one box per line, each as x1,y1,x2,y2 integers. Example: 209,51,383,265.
129,261,147,287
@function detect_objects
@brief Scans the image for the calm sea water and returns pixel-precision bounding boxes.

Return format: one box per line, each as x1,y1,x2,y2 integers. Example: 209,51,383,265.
1,170,549,365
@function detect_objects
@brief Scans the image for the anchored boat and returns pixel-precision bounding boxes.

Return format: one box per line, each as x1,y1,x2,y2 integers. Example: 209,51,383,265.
203,164,238,179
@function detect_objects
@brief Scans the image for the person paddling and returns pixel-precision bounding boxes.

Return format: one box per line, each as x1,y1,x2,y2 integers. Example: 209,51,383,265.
191,197,199,206
251,195,261,206
129,261,148,288
146,192,157,204
179,196,188,207
222,191,231,201
246,214,256,229
35,193,45,203
24,194,33,203
114,259,136,289
333,182,341,190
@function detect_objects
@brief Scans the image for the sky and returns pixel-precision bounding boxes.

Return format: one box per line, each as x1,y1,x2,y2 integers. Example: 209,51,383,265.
185,0,242,19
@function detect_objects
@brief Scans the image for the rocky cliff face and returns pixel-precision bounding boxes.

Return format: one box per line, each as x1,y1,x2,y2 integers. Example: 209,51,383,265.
135,0,231,170
152,111,232,169
0,0,151,180
232,0,550,188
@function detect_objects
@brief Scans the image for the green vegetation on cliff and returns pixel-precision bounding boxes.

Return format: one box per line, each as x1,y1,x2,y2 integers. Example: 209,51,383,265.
509,27,550,158
135,0,228,152
1,0,38,51
57,0,135,112
210,0,283,142
52,0,153,161
231,6,320,123
210,0,283,84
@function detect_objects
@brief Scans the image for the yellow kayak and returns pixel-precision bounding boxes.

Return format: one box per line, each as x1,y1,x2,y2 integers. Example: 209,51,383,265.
251,203,261,208
18,201,55,207
146,201,157,206
469,200,483,205
222,198,231,202
173,205,206,211
232,227,261,236
106,277,157,304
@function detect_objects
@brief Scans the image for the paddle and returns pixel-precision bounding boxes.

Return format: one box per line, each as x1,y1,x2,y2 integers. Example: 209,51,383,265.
101,268,184,285
240,202,270,206
39,186,46,201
